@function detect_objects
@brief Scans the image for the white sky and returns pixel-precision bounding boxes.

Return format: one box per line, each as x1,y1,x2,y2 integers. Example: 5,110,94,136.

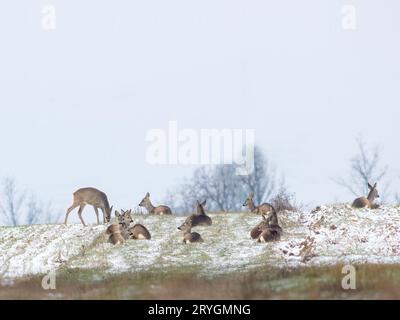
0,1,399,222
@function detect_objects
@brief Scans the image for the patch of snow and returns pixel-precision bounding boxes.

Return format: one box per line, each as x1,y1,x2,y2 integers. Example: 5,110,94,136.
1,205,400,279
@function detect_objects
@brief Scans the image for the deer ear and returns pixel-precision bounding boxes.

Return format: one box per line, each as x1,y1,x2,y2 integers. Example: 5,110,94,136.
115,210,120,217
201,200,206,206
249,193,254,199
196,200,200,205
146,192,150,198
367,183,373,189
374,182,377,188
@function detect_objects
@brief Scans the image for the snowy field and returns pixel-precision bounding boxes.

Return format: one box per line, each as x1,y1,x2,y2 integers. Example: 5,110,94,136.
1,205,400,279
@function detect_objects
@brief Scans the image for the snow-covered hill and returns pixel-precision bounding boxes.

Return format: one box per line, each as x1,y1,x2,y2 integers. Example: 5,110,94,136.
1,205,400,279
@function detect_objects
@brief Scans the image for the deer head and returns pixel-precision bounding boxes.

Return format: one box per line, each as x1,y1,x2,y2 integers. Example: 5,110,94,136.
105,206,113,223
115,209,133,226
367,182,379,201
177,218,193,233
243,193,254,207
139,192,151,207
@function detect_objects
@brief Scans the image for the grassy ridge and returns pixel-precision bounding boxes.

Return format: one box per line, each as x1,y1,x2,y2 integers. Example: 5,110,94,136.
2,264,400,299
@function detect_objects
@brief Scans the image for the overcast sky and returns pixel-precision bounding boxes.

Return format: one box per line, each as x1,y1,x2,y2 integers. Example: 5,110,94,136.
0,1,399,223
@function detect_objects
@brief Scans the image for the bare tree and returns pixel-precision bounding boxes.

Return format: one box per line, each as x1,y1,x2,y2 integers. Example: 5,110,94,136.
0,178,26,226
166,164,245,213
26,196,57,225
335,136,389,200
0,178,58,226
395,177,400,205
166,146,295,214
239,146,276,205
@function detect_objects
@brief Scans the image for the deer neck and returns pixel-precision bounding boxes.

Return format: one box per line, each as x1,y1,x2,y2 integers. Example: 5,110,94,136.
119,222,129,230
268,207,279,226
367,191,376,203
145,200,156,213
248,200,256,212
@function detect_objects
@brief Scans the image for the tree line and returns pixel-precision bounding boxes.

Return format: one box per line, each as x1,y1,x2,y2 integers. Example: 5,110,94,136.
0,137,398,225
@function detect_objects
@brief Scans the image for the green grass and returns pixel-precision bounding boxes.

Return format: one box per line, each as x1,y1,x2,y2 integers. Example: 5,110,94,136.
2,264,400,299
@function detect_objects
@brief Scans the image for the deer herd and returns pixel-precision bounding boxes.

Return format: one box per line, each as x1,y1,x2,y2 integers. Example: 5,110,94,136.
64,182,381,246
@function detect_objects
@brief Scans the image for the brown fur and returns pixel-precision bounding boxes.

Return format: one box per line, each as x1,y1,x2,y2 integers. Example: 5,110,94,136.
178,219,204,244
139,192,172,215
352,182,380,209
128,224,151,240
65,187,113,226
116,209,151,240
106,224,125,245
254,209,283,243
250,216,269,239
178,200,212,229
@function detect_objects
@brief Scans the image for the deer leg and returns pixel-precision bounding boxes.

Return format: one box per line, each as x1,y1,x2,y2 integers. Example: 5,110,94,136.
100,208,106,223
64,203,79,225
77,204,87,226
93,207,100,225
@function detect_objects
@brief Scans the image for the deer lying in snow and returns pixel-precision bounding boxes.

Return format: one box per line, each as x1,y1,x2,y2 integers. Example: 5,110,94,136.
250,205,283,242
352,182,380,209
106,224,125,245
178,200,212,230
250,215,269,239
243,193,274,215
139,192,172,215
256,220,282,243
116,209,151,240
65,187,113,226
177,219,204,244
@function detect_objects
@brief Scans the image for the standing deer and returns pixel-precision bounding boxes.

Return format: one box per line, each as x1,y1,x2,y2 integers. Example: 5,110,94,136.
64,187,113,226
138,192,172,215
243,193,273,215
352,182,380,209
177,219,204,244
116,209,151,240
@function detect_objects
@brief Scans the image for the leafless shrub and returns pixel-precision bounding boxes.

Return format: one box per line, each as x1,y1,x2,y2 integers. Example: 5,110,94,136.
270,186,298,212
0,178,60,226
166,146,297,214
335,136,390,201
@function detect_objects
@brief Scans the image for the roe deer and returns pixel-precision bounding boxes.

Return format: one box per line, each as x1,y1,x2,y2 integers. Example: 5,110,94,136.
251,205,282,241
177,219,204,244
106,224,125,245
250,215,269,239
243,193,273,215
352,182,380,209
139,192,172,215
256,214,282,243
177,200,212,231
65,187,113,226
257,223,282,242
116,209,151,240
